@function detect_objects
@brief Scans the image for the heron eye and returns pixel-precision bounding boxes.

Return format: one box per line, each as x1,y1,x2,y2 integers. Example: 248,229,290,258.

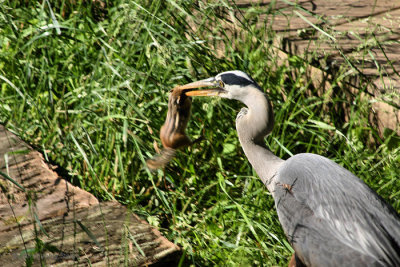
219,80,224,88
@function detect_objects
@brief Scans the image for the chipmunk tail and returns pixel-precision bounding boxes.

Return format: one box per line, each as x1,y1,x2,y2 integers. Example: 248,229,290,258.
146,148,177,170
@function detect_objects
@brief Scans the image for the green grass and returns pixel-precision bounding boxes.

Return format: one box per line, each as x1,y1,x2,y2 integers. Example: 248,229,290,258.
0,0,399,266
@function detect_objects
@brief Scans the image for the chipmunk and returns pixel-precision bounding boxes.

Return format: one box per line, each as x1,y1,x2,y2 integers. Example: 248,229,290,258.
146,87,194,170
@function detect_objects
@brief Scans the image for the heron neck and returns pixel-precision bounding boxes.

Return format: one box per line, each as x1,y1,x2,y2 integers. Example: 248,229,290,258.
236,89,283,193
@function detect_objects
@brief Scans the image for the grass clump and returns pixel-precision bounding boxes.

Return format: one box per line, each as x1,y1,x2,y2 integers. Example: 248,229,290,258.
0,0,399,266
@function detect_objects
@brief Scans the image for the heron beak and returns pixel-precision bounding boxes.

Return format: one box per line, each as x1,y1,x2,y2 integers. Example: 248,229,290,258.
177,78,225,97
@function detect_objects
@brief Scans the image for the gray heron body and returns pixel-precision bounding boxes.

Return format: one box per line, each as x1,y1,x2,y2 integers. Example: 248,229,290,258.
180,70,400,266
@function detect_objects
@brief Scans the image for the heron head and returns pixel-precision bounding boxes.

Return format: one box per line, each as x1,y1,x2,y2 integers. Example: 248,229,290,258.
180,70,261,102
180,70,273,141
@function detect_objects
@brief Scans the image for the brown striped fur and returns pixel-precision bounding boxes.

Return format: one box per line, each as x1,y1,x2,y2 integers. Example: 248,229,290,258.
146,87,192,170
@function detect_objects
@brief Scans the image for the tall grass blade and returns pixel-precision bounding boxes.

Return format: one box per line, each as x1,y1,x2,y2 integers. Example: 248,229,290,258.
75,219,104,251
0,170,26,192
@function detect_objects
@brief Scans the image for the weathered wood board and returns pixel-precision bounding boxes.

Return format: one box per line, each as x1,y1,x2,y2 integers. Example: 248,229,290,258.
0,125,180,266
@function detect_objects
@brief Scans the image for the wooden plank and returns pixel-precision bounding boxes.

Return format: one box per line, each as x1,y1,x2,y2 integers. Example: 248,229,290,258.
0,125,180,266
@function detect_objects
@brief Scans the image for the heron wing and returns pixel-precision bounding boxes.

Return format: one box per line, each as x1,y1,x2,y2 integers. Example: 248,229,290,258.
274,153,400,266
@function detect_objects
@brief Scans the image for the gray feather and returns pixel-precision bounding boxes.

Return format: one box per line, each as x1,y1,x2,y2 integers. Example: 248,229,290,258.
275,154,400,266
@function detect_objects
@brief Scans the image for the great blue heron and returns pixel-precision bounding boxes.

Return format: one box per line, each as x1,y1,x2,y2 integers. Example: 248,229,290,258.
180,70,400,266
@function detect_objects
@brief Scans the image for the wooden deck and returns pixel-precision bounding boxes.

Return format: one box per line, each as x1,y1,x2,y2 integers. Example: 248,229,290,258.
235,0,400,133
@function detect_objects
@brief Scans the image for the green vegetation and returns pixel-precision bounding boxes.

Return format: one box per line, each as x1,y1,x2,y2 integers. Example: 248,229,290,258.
0,1,399,266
